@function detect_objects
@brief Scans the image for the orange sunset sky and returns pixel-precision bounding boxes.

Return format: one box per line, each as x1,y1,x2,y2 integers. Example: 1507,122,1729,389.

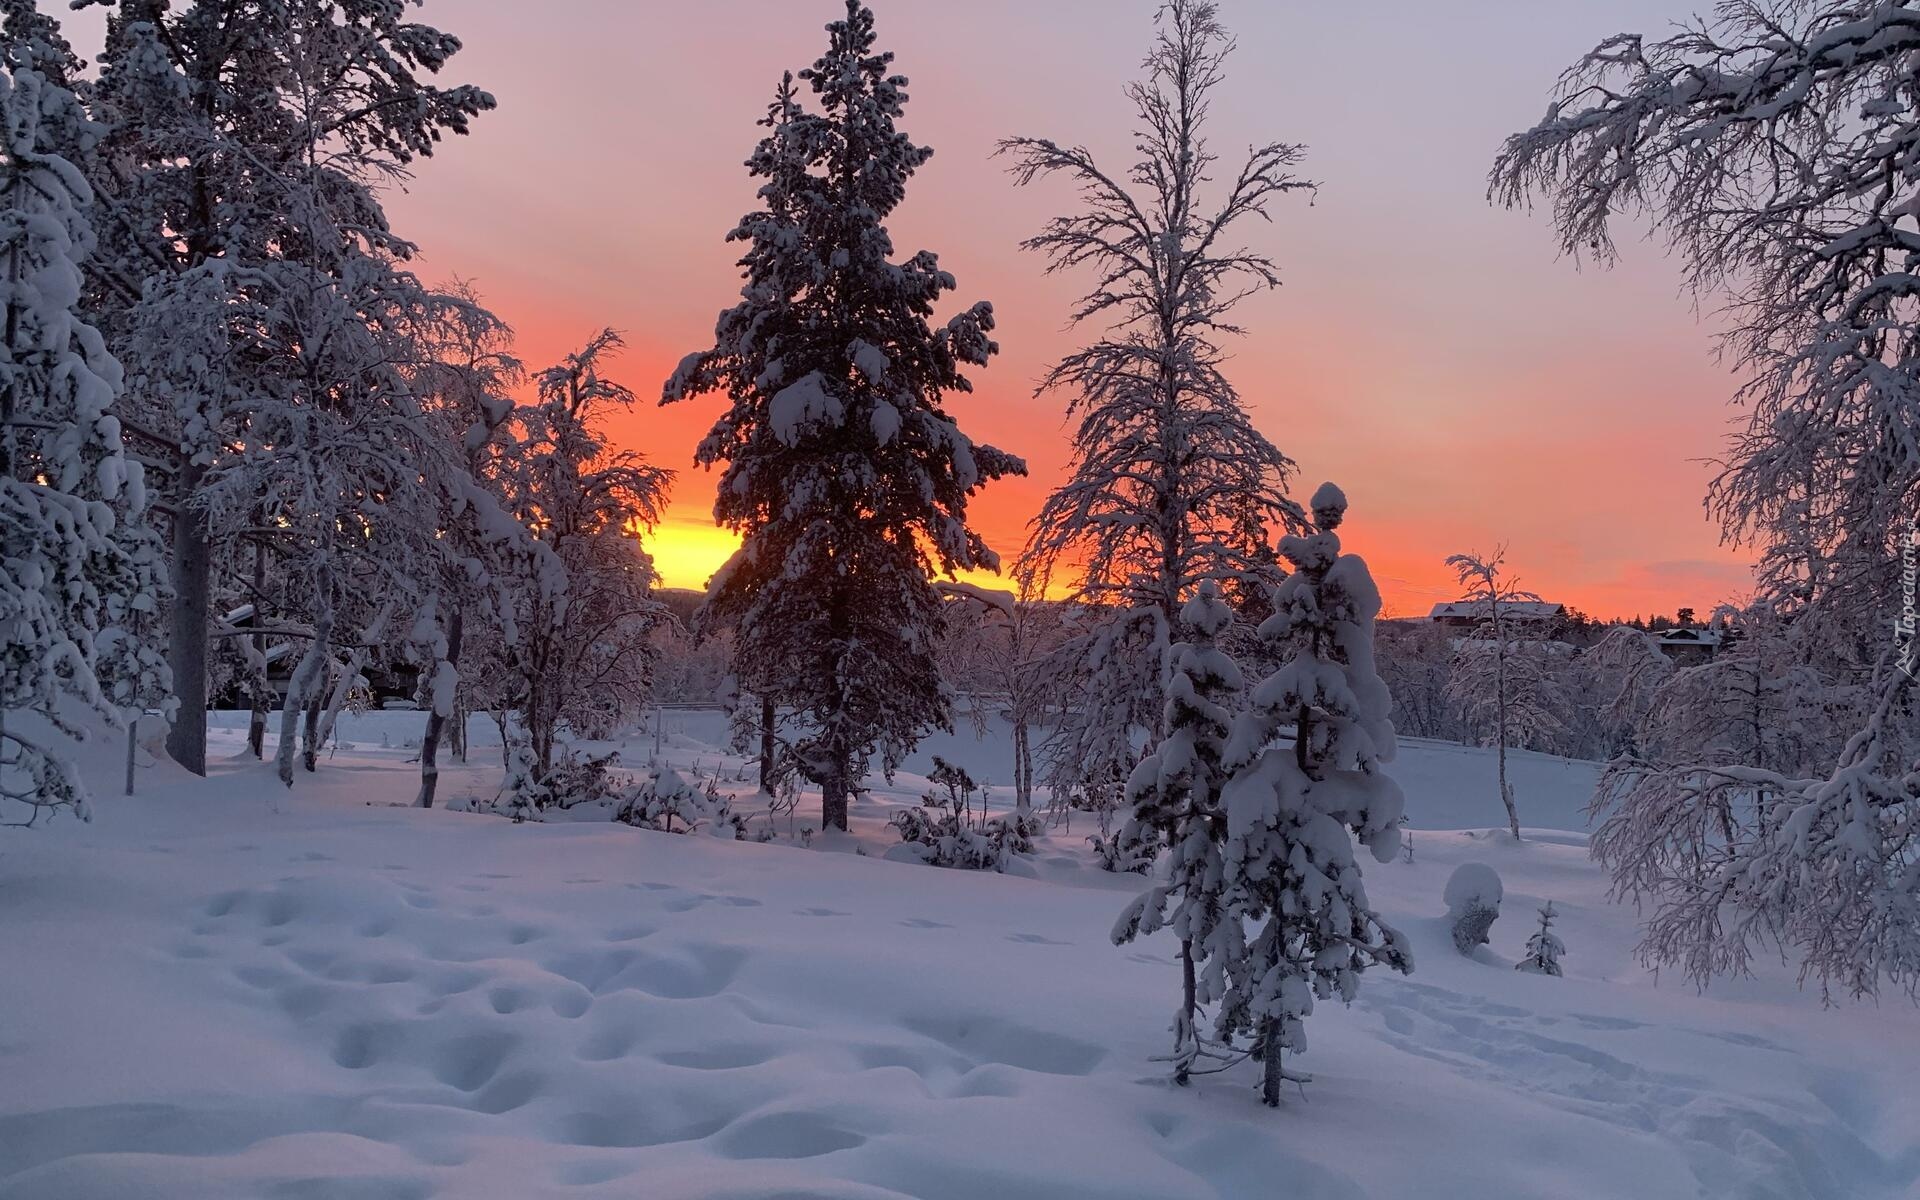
373,0,1755,622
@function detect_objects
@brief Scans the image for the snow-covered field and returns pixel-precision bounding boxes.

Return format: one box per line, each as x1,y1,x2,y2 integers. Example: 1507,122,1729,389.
4,712,1917,1200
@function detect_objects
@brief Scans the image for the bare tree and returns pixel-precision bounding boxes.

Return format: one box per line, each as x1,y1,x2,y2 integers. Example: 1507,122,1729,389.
934,582,1064,811
1578,625,1674,759
1493,1,1920,998
999,0,1310,799
408,289,526,808
498,331,671,784
1445,549,1554,840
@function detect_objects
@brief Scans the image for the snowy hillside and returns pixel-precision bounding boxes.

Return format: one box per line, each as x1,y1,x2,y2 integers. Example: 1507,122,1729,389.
2,714,1915,1200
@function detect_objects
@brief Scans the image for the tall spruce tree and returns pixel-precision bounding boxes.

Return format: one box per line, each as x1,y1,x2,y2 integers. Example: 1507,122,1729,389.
667,4,1024,832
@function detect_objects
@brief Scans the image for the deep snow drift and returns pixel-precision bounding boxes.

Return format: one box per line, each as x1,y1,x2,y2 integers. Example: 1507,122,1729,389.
2,712,1916,1200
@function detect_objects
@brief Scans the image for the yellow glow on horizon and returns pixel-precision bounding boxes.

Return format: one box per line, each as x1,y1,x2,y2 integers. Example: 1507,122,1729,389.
643,514,1054,599
644,518,742,592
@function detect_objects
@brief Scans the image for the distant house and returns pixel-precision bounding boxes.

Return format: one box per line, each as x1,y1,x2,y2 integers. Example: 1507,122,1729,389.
1427,600,1567,630
1655,626,1722,665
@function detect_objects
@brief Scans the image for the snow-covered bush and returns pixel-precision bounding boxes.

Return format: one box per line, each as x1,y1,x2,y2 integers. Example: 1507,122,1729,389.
615,767,715,835
924,757,982,822
1445,863,1504,956
1516,901,1565,977
889,787,1040,873
543,750,624,812
1055,760,1153,871
494,734,549,823
1087,825,1155,874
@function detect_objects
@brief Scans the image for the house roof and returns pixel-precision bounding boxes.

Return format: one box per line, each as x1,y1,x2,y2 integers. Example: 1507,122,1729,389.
1657,627,1723,646
1427,600,1566,622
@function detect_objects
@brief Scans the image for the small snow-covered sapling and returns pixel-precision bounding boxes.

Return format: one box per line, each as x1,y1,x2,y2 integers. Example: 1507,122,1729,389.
1515,901,1566,977
1445,862,1504,956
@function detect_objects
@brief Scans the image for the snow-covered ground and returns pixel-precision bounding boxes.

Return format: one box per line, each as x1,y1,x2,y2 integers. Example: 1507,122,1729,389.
3,712,1917,1199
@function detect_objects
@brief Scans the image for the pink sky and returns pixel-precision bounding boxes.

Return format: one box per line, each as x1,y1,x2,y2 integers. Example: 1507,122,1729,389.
382,0,1754,621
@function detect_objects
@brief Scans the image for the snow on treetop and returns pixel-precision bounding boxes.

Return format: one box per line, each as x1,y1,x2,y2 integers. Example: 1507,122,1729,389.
1310,481,1347,525
1445,862,1504,917
647,766,696,800
1179,580,1233,637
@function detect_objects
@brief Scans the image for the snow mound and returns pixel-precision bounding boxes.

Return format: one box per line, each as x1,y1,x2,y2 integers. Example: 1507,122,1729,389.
1444,861,1504,918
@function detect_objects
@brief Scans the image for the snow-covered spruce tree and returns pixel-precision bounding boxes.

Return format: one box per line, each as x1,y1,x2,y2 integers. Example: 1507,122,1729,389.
1443,550,1557,840
1216,485,1411,1106
1112,581,1240,1084
0,43,168,824
497,331,669,791
1001,0,1311,808
1516,901,1565,978
666,11,1024,832
83,0,493,777
1493,1,1920,999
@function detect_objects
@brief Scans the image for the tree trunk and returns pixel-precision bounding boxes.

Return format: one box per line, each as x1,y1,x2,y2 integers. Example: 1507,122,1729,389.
758,694,776,792
301,680,324,773
1013,717,1032,811
276,607,332,786
1175,938,1197,1085
314,617,383,764
449,693,468,762
246,686,269,759
1260,1017,1284,1107
1498,742,1520,841
525,649,554,782
822,769,850,832
1494,608,1521,840
245,536,269,759
417,608,464,809
165,462,212,776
